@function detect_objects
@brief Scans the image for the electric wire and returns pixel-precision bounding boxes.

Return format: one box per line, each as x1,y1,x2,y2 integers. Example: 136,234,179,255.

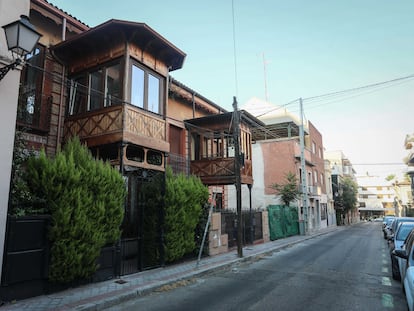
257,73,414,117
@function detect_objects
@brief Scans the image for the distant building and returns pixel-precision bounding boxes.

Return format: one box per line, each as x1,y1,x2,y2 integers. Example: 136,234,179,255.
229,97,334,233
357,174,395,218
324,150,358,224
393,179,413,217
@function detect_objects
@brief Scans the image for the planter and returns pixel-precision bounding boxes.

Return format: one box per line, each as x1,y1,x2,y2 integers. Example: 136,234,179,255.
0,215,50,301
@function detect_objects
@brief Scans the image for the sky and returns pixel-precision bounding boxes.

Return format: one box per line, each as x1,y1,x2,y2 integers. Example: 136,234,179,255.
49,0,414,179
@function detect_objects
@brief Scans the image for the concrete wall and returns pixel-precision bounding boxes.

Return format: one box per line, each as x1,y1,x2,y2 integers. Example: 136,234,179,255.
0,0,30,280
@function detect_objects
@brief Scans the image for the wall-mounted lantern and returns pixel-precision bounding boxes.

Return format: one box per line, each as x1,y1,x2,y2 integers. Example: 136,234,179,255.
0,15,41,81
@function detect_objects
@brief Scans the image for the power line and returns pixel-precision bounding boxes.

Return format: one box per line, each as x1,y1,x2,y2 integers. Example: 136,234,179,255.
256,73,414,118
302,73,414,102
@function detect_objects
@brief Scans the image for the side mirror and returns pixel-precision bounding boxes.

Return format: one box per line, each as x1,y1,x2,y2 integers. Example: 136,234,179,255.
393,249,408,259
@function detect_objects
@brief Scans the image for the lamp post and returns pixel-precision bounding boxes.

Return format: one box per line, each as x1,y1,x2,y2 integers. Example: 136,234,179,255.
1,15,41,81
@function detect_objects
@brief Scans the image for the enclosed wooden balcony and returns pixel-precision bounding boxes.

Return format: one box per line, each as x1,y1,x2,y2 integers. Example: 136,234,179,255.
64,103,168,151
185,111,263,186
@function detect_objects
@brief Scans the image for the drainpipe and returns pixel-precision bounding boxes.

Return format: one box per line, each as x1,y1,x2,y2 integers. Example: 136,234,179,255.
56,17,67,152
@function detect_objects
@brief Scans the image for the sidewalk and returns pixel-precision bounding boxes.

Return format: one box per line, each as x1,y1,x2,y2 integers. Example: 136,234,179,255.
1,226,341,311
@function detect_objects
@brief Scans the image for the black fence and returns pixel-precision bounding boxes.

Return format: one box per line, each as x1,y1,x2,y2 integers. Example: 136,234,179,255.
1,215,50,301
221,210,263,248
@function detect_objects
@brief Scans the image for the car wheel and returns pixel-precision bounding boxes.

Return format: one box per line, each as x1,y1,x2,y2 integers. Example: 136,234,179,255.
391,255,401,280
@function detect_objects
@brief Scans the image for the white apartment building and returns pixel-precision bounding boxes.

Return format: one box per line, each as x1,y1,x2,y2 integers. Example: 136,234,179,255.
357,175,395,218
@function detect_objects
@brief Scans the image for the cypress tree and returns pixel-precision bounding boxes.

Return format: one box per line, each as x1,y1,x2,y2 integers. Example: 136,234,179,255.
26,137,125,283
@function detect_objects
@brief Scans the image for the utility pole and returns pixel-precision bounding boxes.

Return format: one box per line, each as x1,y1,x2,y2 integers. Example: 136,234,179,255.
233,96,243,258
299,98,308,234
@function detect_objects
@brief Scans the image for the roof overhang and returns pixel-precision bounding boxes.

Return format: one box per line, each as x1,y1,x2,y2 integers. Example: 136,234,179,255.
185,110,264,133
51,19,186,71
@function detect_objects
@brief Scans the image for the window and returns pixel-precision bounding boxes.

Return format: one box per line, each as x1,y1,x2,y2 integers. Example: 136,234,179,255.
106,63,122,106
17,45,45,128
131,65,144,108
131,63,164,114
68,60,122,115
215,193,223,209
312,141,316,154
89,69,104,111
148,73,160,114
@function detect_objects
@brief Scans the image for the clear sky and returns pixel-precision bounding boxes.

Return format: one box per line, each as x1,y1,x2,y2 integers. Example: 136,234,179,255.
49,0,414,179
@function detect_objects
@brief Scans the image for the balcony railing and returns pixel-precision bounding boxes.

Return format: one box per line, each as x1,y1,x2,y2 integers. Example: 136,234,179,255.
190,157,253,185
307,185,321,195
64,104,168,151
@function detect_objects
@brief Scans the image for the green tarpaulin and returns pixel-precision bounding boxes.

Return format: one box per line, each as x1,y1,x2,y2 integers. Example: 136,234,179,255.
267,205,299,240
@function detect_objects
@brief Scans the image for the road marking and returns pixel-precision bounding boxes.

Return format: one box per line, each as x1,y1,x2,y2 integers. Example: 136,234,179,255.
382,293,394,308
382,277,392,286
382,267,389,273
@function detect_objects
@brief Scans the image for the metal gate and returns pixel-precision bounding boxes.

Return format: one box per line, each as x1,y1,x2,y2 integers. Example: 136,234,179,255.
120,168,165,275
221,211,263,248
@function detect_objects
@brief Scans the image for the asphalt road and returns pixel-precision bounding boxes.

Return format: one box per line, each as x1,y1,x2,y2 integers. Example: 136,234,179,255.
105,222,407,311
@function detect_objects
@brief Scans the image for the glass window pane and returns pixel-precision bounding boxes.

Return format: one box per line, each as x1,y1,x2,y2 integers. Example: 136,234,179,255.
131,65,144,108
18,46,44,125
148,73,160,114
89,70,104,111
106,63,121,106
68,76,87,115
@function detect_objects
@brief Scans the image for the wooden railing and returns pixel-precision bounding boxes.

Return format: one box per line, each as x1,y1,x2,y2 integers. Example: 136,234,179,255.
64,104,167,150
190,157,253,185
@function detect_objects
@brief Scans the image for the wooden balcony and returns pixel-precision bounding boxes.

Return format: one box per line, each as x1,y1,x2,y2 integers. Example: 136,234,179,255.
190,157,253,185
64,104,169,152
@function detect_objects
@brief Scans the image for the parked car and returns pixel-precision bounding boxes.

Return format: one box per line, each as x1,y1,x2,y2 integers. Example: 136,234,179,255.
396,229,414,288
386,217,414,241
389,222,414,280
393,228,414,311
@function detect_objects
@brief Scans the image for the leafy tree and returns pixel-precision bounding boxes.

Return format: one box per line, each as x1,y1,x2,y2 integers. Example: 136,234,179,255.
164,167,209,262
9,130,46,216
269,172,301,206
386,174,396,182
340,177,358,212
26,137,126,283
137,167,209,264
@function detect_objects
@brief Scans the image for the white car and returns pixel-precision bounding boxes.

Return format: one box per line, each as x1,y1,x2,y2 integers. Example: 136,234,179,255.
393,228,414,311
390,222,414,280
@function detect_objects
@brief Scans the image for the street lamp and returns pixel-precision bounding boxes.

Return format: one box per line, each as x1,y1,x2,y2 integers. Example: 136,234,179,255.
0,15,41,81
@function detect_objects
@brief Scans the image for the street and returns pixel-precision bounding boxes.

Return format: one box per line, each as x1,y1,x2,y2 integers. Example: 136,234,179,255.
105,222,407,311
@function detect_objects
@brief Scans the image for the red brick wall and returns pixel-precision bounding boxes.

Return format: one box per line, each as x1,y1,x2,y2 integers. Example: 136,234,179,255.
261,140,298,195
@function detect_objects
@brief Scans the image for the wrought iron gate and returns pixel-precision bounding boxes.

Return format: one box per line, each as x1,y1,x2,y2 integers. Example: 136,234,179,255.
119,168,165,275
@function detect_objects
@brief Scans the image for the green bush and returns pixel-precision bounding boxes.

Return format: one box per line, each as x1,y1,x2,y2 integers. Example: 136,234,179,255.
164,167,209,262
26,137,125,283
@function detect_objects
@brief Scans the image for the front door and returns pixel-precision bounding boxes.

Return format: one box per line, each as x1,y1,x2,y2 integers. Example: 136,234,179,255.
120,168,165,275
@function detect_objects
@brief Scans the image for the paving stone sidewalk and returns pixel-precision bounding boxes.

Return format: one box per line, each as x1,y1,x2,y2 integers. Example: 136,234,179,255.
0,226,341,311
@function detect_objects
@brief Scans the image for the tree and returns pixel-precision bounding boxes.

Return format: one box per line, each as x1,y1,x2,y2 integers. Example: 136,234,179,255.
26,137,126,283
269,172,301,206
164,167,209,262
386,174,396,182
340,177,358,212
9,130,46,216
